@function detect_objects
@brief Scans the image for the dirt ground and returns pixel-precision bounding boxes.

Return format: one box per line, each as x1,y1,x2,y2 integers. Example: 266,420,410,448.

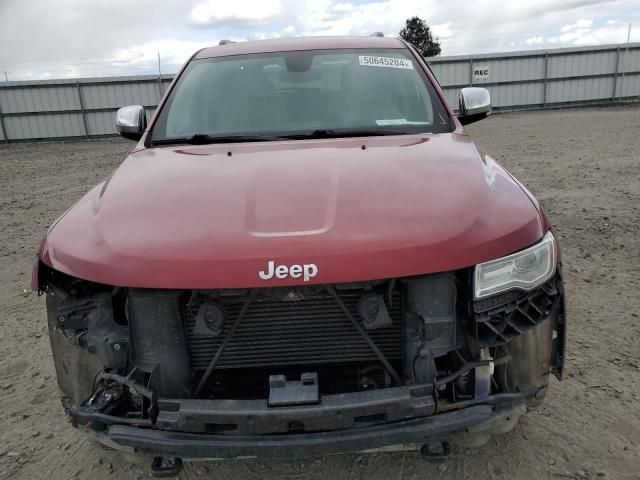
1,105,639,480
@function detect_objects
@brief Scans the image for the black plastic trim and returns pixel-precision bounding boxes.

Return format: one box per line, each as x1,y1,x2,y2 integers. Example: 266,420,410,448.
154,384,435,435
107,405,492,459
79,393,527,459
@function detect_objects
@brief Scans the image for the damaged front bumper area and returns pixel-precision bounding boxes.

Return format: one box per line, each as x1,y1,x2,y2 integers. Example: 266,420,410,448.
38,262,566,462
79,391,528,460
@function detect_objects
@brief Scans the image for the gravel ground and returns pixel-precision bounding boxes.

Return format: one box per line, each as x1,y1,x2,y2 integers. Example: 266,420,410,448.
0,105,639,480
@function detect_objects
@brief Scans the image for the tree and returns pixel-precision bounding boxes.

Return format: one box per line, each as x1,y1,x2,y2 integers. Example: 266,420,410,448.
399,16,441,58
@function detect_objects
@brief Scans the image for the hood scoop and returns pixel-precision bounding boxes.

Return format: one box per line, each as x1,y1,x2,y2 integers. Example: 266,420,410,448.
245,162,339,237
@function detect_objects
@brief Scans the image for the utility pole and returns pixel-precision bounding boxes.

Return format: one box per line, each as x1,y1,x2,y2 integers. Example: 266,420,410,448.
3,71,7,82
618,23,632,101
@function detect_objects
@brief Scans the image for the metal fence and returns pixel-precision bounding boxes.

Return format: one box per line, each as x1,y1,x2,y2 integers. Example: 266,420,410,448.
0,76,172,142
0,42,639,142
428,42,640,111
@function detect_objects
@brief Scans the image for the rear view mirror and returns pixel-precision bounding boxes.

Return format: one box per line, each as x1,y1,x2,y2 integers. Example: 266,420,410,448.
115,105,147,141
458,88,491,125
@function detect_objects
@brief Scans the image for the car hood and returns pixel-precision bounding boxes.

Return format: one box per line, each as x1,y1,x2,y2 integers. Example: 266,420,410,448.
40,133,544,288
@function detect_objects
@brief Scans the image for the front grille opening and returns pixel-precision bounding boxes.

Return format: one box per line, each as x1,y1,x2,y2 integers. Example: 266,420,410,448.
197,362,402,399
354,413,387,424
204,423,238,434
183,283,404,398
287,421,305,433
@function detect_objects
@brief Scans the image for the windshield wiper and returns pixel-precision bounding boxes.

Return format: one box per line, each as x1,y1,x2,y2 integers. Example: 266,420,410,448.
283,128,410,140
151,129,412,146
151,133,282,146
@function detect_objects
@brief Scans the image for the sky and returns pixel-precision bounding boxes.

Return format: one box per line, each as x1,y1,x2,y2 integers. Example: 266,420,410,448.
1,0,639,80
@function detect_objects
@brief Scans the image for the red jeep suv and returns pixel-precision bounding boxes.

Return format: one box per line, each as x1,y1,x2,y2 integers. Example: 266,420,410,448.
34,36,565,476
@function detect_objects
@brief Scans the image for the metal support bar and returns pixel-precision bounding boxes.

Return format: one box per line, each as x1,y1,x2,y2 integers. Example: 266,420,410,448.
428,44,640,65
194,289,258,396
0,101,8,144
612,47,621,101
326,286,403,386
469,58,473,86
157,52,164,102
542,52,549,107
619,23,632,101
76,82,89,138
0,76,172,91
438,69,640,91
2,104,159,118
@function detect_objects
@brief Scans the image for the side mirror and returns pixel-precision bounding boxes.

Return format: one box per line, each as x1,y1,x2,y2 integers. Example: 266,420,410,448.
458,88,491,125
115,105,147,141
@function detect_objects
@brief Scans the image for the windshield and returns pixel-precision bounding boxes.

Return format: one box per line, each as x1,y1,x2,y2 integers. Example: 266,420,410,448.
150,49,451,144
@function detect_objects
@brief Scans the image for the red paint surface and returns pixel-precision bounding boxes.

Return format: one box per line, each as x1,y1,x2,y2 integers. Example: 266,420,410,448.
39,133,545,289
37,37,548,289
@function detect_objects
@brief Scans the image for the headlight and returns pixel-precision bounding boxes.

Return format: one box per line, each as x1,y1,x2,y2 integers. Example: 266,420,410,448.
474,232,556,299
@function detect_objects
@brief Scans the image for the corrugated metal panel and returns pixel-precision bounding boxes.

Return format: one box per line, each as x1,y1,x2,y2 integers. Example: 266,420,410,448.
4,113,85,139
546,77,615,103
617,72,640,98
81,81,161,110
622,48,640,71
548,50,617,78
440,88,458,109
429,61,469,86
472,56,545,84
85,111,117,136
488,83,545,107
0,85,79,113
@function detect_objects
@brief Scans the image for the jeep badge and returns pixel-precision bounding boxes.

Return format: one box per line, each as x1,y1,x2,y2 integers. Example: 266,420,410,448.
259,261,318,282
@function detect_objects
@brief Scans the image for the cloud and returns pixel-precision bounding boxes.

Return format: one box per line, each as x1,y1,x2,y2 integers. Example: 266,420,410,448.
299,0,437,37
526,36,545,45
550,18,637,46
110,39,217,72
1,0,638,80
432,22,454,39
561,18,594,32
282,25,297,35
189,0,283,27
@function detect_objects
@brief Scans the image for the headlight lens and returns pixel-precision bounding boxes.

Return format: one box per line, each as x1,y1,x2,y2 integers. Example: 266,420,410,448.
474,232,556,299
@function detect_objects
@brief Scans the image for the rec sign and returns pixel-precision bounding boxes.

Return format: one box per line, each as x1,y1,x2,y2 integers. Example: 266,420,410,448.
473,65,490,80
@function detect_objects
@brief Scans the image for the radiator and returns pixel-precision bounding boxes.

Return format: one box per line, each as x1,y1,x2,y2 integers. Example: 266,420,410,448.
184,287,404,370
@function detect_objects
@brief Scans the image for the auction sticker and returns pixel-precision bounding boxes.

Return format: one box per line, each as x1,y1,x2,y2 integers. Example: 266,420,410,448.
359,56,413,69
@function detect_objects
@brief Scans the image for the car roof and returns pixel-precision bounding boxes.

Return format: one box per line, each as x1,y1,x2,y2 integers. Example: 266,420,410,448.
195,36,407,59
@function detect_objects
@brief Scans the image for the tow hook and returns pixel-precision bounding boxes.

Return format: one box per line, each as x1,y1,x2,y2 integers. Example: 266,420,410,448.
420,441,450,463
150,456,183,478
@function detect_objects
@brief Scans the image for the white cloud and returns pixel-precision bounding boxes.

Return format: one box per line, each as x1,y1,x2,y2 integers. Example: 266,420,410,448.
112,40,214,67
432,22,454,39
1,0,637,80
296,0,435,37
550,18,637,46
526,36,544,45
189,0,283,26
282,25,297,35
561,18,594,32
